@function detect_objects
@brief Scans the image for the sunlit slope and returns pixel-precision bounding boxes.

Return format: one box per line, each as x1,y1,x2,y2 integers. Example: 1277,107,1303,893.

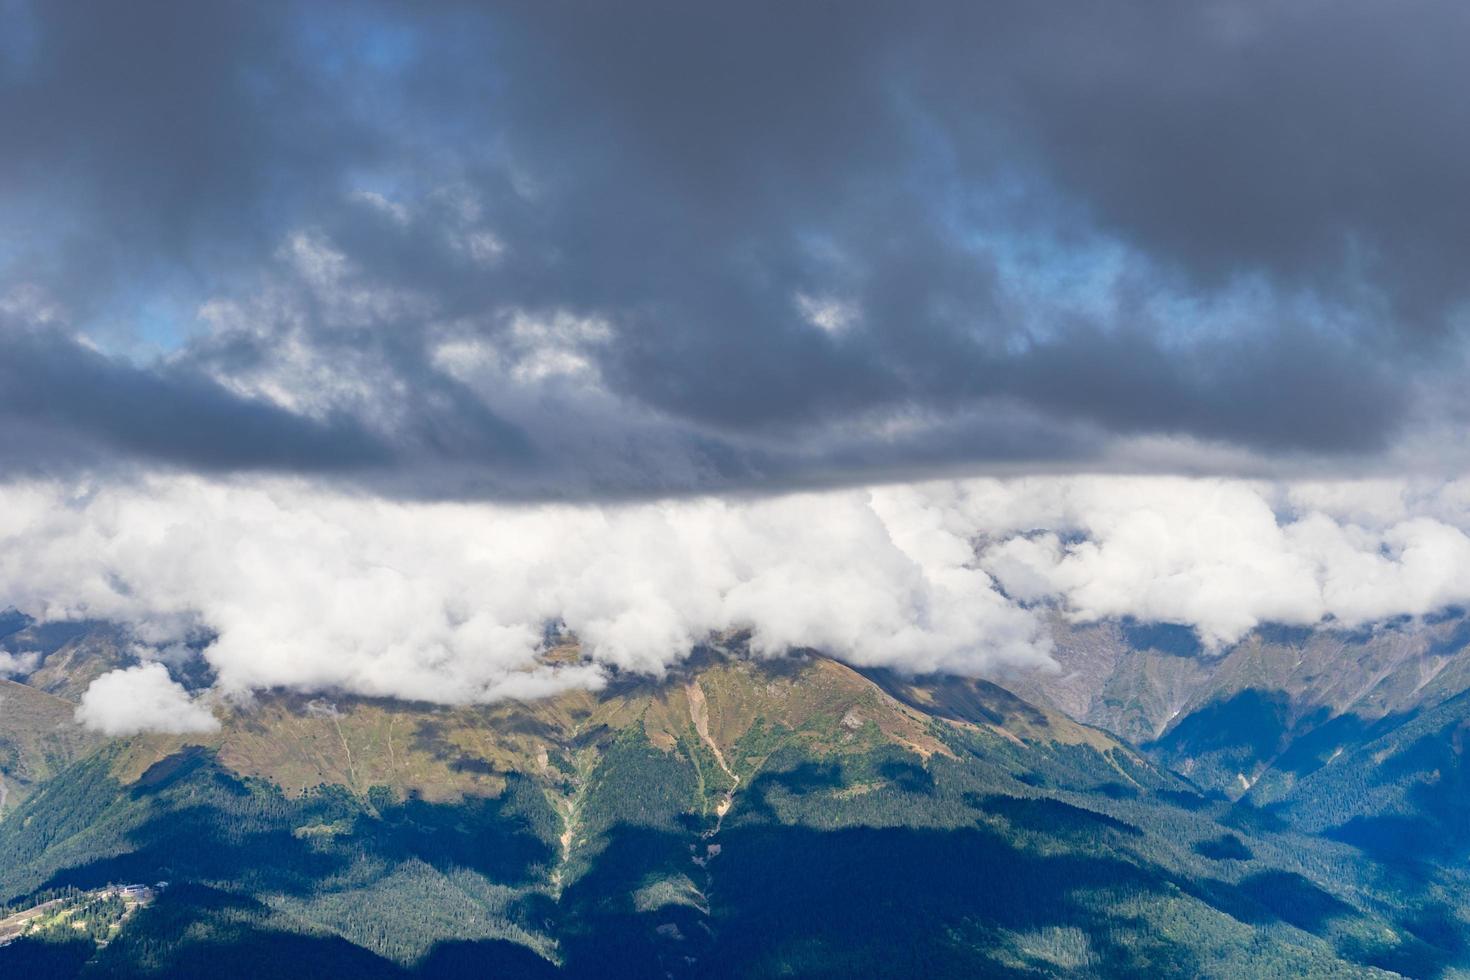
0,679,100,813
105,651,980,803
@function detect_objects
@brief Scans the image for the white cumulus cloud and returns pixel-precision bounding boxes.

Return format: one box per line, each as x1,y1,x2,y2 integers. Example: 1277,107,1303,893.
0,650,39,677
0,476,1050,706
75,663,220,736
967,476,1470,647
3,473,1470,711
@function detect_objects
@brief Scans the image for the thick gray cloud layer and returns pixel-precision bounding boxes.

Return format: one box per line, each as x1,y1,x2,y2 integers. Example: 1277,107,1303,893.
2,1,1468,496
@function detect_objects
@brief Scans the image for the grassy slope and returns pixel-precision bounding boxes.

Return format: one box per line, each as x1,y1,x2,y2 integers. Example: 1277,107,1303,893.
0,679,101,814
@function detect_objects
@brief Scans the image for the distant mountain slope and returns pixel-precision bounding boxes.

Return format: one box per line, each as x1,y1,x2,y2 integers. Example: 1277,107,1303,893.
1008,611,1470,805
2,639,1463,977
0,615,124,814
1,616,132,704
0,679,101,815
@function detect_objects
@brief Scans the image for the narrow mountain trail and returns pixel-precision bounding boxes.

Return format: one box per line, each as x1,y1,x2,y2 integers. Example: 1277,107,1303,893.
385,715,399,782
685,680,738,834
330,713,359,790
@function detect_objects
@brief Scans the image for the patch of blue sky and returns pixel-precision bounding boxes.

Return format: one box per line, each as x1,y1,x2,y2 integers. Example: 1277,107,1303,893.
293,5,422,81
76,285,201,362
1147,269,1386,352
130,298,196,354
886,97,1139,350
896,92,1372,361
986,226,1129,320
973,208,1354,357
0,0,40,79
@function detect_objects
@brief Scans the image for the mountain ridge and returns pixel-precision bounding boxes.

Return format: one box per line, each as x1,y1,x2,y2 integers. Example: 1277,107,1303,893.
4,618,1470,976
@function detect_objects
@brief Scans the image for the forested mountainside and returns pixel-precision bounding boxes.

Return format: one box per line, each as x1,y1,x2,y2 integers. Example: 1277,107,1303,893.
3,616,1470,977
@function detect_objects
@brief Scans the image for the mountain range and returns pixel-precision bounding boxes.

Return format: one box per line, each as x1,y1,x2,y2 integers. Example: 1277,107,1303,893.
3,611,1470,977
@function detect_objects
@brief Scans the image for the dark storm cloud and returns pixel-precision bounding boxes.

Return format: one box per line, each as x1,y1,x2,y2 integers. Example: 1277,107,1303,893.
0,0,382,320
0,323,392,473
0,0,1464,495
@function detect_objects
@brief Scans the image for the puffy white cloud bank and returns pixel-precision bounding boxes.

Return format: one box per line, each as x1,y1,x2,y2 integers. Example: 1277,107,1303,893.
970,477,1470,647
3,474,1470,732
74,662,219,736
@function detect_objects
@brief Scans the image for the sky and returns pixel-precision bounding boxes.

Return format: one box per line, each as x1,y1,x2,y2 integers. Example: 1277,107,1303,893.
4,1,1470,730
